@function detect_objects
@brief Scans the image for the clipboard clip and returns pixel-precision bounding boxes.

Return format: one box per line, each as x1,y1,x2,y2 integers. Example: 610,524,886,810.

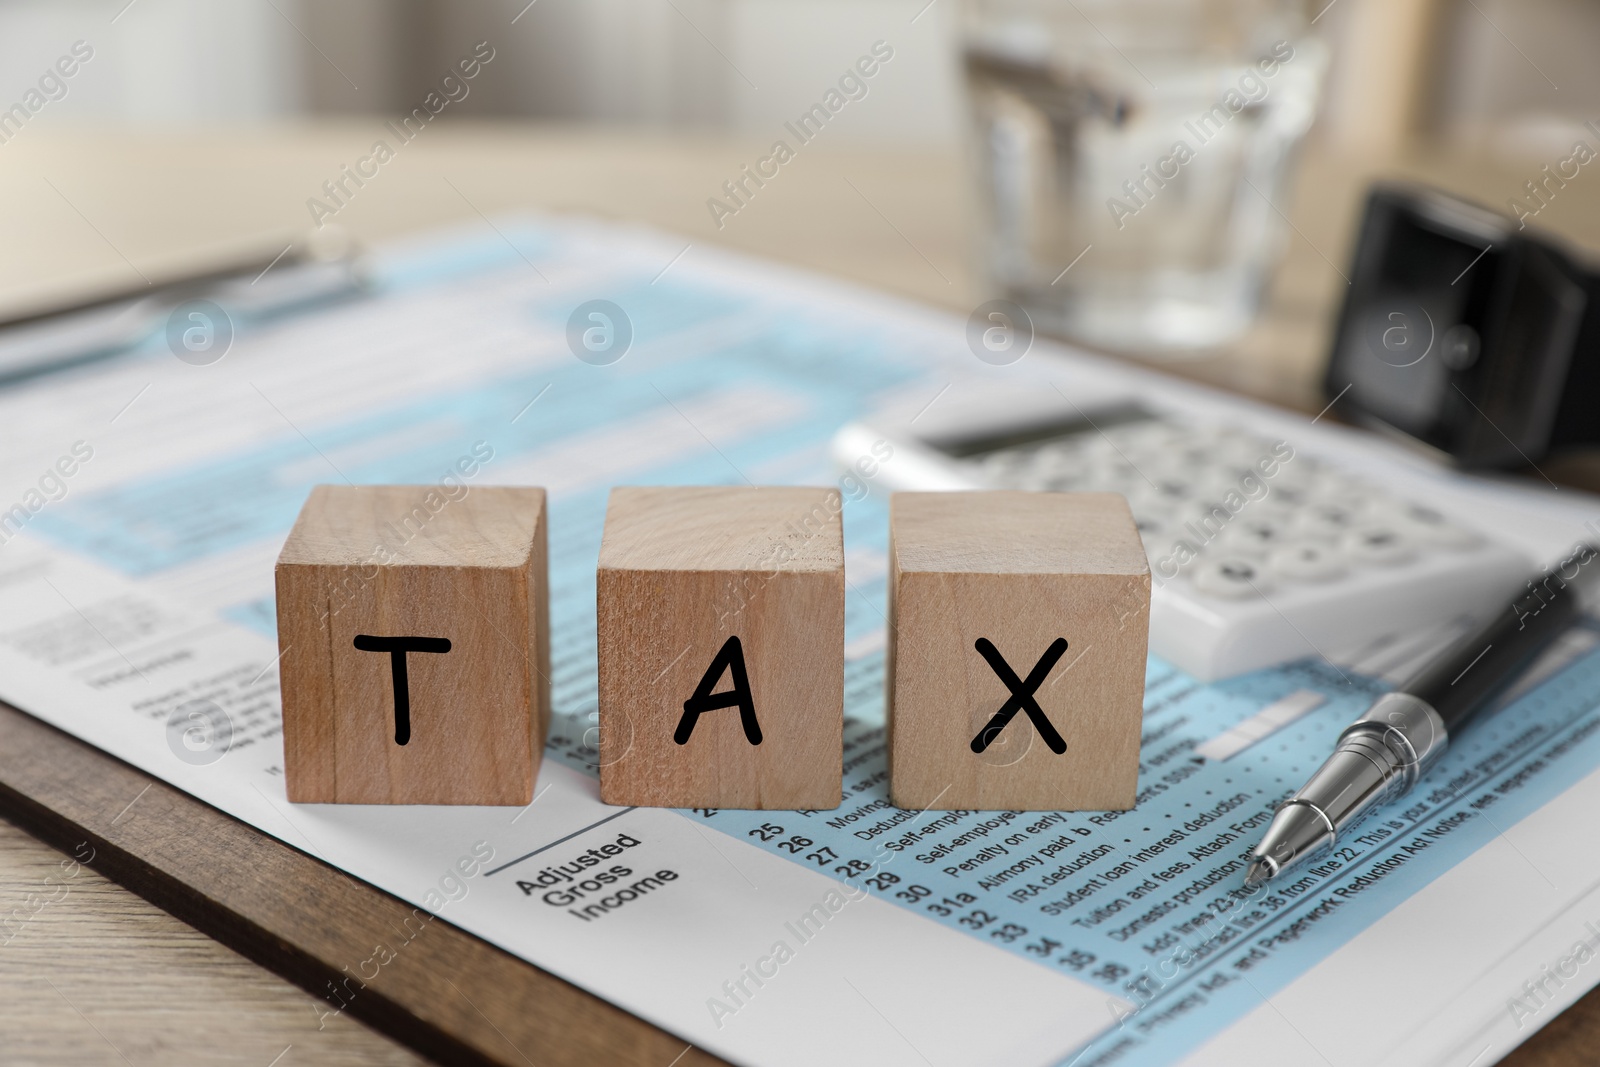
0,226,368,385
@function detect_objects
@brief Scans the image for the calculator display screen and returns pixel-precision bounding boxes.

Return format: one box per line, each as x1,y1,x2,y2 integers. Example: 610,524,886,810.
921,403,1159,458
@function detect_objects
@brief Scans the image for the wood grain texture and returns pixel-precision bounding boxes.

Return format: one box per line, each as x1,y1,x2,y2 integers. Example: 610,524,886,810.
276,485,550,805
0,698,728,1067
0,814,430,1067
597,487,844,809
887,492,1150,812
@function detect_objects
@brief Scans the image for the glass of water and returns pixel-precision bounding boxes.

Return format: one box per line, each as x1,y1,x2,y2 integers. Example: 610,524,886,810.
963,0,1327,354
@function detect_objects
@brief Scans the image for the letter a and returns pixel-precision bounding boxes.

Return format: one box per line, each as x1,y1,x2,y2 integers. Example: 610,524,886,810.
674,635,762,745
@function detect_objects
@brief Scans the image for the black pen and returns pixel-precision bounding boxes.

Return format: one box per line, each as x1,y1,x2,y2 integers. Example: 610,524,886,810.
1245,542,1600,886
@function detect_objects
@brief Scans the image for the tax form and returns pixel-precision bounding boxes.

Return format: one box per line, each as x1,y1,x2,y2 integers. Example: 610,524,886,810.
1,216,1599,1066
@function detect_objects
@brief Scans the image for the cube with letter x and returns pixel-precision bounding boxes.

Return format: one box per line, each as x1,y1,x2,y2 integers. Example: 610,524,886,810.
275,484,549,804
888,492,1149,811
596,486,843,809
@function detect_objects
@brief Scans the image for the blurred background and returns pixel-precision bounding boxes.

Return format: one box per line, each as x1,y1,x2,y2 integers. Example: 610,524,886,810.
4,0,1600,409
0,0,962,138
2,0,1597,148
2,0,1597,151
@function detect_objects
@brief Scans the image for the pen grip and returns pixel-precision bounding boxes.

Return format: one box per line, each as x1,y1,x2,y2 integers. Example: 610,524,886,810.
1403,559,1587,729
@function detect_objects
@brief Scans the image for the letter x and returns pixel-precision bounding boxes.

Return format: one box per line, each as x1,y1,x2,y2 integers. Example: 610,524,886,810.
969,637,1069,755
353,635,452,746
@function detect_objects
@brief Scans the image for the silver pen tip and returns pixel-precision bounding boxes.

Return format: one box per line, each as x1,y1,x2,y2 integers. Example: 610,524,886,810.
1247,800,1336,885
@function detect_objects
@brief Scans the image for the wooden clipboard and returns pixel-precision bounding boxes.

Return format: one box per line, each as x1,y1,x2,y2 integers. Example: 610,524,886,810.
0,699,728,1067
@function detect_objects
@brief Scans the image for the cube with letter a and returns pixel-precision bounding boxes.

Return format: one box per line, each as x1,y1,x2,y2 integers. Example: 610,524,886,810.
888,491,1149,811
275,484,549,805
596,486,844,809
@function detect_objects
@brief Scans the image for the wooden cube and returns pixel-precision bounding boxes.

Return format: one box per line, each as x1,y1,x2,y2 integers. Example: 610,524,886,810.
597,486,843,809
888,492,1149,811
275,485,549,805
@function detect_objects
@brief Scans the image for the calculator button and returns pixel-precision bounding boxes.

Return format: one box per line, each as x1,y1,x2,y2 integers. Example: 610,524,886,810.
1170,444,1215,469
1216,465,1262,488
1292,501,1363,542
1309,490,1367,514
1190,475,1249,508
1155,536,1204,571
1342,524,1416,566
1131,508,1179,541
1387,502,1484,550
1090,457,1147,486
1268,541,1347,582
1265,482,1312,508
1310,470,1366,495
1308,493,1368,520
1266,452,1317,485
1149,477,1195,505
1191,557,1273,599
1322,486,1393,516
1212,437,1269,464
1217,515,1293,556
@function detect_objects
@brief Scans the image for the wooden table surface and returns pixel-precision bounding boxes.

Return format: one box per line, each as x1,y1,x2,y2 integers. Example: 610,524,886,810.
1,123,1597,1065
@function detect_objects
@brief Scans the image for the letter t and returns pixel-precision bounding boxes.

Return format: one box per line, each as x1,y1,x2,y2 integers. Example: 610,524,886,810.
353,635,452,745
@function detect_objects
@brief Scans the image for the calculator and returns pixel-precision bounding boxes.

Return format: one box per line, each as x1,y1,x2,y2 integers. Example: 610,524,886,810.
832,395,1531,681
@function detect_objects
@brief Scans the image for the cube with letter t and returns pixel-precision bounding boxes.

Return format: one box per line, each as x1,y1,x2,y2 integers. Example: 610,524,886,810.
888,491,1149,811
596,486,844,809
275,484,549,805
